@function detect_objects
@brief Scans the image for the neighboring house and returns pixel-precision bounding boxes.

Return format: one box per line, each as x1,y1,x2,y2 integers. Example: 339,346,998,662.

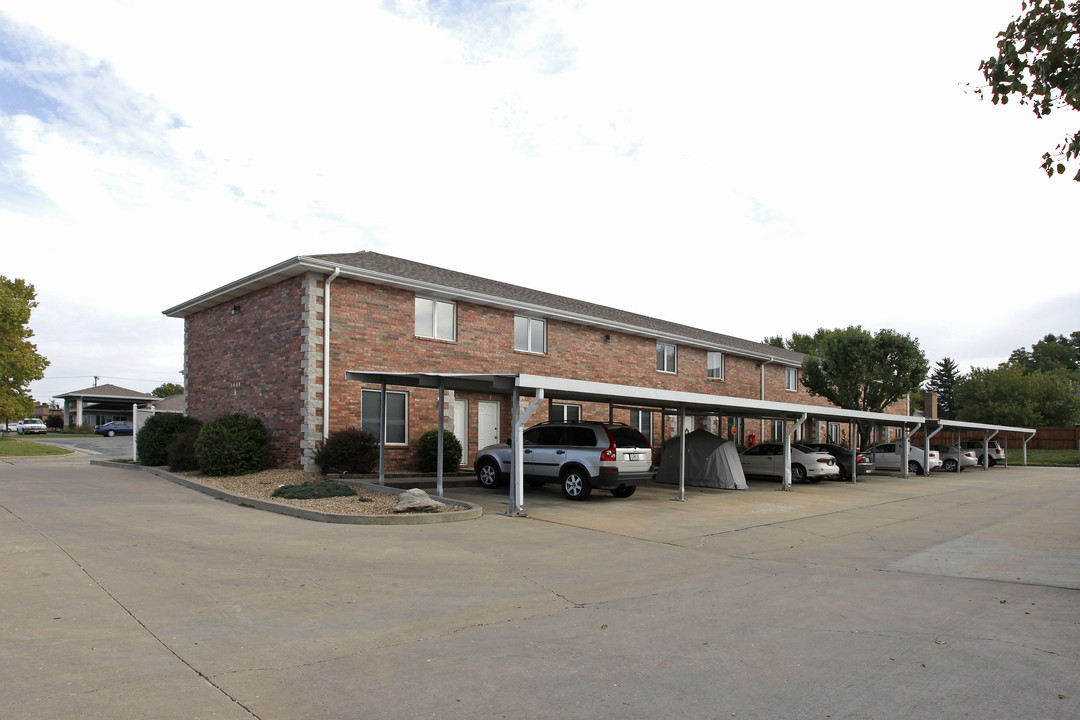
164,252,905,472
54,384,157,428
32,403,64,425
151,394,185,414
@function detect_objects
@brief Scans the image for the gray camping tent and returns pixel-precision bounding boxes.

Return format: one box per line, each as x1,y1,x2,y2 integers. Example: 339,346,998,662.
654,429,748,489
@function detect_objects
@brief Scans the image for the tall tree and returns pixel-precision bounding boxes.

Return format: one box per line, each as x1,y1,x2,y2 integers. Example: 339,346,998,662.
926,357,962,419
1007,332,1080,374
0,277,50,428
784,326,929,448
152,382,184,398
956,363,1080,426
976,0,1080,180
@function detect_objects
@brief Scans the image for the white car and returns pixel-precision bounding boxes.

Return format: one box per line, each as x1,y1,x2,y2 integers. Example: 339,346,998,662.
739,442,840,483
959,440,1007,467
932,444,979,472
867,443,941,475
16,418,48,435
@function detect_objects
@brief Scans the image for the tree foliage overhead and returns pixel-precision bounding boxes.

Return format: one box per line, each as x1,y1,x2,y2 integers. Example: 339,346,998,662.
1006,331,1080,374
976,0,1080,180
152,382,184,398
956,363,1080,426
926,357,963,420
0,277,50,424
774,326,929,447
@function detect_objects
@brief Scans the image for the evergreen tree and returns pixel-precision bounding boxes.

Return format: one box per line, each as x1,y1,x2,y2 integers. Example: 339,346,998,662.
926,357,962,420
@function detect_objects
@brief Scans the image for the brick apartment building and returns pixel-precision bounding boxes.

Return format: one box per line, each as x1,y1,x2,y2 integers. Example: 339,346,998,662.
165,252,901,472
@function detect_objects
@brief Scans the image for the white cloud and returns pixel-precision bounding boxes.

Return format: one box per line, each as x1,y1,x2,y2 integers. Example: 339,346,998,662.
0,0,1076,402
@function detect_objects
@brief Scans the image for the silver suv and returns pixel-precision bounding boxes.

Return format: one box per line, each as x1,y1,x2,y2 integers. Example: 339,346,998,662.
959,440,1006,467
474,421,653,500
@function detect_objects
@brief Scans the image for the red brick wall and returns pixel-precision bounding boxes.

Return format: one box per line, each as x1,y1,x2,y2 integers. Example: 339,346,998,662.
184,277,307,468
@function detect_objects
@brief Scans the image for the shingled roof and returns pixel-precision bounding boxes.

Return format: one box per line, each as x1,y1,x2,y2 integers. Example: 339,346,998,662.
309,251,804,364
165,250,803,364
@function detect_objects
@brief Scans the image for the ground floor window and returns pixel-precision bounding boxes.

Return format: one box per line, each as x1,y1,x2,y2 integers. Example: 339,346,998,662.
828,422,841,444
630,409,652,438
551,402,581,422
361,389,408,444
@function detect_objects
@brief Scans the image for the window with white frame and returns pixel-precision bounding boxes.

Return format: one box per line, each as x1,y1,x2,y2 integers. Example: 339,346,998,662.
771,419,785,441
514,316,546,353
630,409,652,437
656,342,677,373
361,389,408,444
550,402,580,422
414,296,455,341
785,367,799,391
707,351,725,380
827,423,841,444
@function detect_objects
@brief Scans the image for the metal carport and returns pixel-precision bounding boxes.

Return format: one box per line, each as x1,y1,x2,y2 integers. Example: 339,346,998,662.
344,371,1036,515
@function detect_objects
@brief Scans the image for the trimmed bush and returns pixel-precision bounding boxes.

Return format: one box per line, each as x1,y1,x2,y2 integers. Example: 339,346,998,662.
166,428,201,472
314,428,378,474
272,480,357,499
416,429,463,473
137,413,203,466
45,415,64,430
194,412,269,477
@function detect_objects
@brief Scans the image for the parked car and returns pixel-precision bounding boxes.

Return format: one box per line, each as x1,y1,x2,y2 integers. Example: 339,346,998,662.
959,440,1006,467
867,443,941,474
94,420,134,437
932,444,979,472
16,418,48,435
473,421,653,500
803,442,875,481
739,442,840,483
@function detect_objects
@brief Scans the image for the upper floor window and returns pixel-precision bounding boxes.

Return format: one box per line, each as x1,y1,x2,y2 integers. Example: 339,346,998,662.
785,367,799,391
415,297,455,341
656,342,677,373
514,316,546,353
707,351,725,380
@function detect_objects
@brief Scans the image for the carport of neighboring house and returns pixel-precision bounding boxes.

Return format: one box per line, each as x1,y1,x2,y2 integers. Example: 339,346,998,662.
344,371,1037,515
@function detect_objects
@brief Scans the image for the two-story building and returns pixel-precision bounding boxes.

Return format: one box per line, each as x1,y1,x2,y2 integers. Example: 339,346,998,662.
164,251,894,472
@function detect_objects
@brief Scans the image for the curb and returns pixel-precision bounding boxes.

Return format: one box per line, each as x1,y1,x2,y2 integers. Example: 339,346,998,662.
90,460,484,525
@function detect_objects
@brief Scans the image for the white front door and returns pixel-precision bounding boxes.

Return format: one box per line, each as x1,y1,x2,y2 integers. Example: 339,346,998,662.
478,401,500,451
452,399,468,465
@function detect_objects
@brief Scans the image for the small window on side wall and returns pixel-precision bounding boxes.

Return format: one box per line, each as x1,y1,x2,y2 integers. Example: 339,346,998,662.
707,352,724,380
514,316,546,353
656,342,677,373
415,297,455,341
785,367,799,391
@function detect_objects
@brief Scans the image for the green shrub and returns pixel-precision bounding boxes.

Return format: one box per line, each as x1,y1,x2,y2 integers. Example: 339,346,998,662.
137,413,203,466
416,429,463,473
314,428,378,474
194,412,269,477
166,428,201,472
272,480,357,499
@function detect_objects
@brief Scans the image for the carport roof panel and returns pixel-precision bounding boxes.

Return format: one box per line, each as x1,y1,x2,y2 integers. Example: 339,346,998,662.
927,419,1037,435
344,371,926,427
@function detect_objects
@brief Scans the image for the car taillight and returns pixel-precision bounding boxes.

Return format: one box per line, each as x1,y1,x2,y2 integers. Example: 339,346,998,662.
601,427,617,461
816,458,830,463
856,456,868,463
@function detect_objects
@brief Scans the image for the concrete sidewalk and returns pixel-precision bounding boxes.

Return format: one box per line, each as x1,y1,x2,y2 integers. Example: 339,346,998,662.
1,456,1078,719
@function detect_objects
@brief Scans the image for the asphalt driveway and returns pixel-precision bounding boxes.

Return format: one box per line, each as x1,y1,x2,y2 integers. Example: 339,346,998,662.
1,455,1077,719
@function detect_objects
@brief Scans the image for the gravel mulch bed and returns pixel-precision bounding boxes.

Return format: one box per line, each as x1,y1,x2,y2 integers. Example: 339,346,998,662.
179,469,464,515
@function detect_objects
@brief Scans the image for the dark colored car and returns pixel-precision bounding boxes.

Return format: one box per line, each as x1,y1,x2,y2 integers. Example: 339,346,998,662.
803,443,876,481
94,421,134,437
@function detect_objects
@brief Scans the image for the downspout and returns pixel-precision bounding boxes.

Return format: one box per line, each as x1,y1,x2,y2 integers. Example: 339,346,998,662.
760,359,774,440
322,267,341,442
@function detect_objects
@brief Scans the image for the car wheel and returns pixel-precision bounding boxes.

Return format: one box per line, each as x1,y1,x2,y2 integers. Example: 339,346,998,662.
475,459,503,489
561,467,592,500
988,458,998,467
944,458,958,472
908,460,923,475
106,430,116,437
611,485,636,498
790,464,806,483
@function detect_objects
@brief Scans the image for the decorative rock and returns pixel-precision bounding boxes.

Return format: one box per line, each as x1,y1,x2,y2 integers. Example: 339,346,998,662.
393,487,447,513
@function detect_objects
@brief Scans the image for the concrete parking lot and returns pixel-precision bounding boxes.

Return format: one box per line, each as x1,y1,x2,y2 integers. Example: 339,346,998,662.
1,454,1077,719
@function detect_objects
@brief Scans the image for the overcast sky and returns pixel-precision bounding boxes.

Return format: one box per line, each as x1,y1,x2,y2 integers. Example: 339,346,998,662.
2,0,1077,404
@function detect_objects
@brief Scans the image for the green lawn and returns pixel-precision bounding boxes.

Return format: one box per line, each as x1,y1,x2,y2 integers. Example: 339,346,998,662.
0,437,74,457
1006,448,1078,466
